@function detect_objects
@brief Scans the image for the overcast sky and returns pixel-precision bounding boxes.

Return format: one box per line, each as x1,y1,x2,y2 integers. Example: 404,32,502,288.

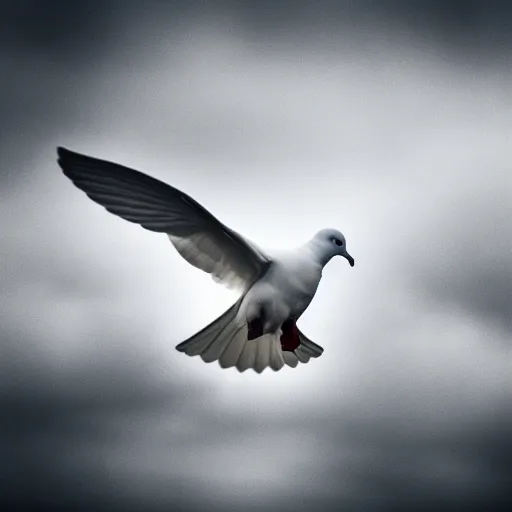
1,1,511,511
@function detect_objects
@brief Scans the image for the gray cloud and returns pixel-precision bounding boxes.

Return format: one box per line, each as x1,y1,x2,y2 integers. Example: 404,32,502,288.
2,362,196,511
400,174,512,336
0,2,116,58
2,2,511,511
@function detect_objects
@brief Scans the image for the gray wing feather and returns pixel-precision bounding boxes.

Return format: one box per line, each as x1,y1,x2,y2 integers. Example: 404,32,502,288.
58,147,270,290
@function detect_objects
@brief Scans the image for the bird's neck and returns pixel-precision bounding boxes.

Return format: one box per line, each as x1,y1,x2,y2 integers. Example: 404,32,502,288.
306,241,334,268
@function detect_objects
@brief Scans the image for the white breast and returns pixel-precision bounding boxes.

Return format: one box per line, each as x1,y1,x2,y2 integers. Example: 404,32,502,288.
265,252,323,319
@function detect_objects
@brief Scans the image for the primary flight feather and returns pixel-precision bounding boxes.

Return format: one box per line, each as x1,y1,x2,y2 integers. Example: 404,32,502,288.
58,147,354,373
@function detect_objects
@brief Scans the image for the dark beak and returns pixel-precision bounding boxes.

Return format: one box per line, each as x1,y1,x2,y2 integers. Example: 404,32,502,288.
344,252,355,267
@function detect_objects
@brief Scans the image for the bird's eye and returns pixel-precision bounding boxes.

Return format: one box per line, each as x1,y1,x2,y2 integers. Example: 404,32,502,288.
333,238,343,247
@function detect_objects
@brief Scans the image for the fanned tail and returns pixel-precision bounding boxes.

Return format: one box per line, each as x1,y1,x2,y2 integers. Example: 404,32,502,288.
176,302,324,373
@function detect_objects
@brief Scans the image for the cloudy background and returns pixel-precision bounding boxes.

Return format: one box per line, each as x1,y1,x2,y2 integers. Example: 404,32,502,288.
2,1,511,510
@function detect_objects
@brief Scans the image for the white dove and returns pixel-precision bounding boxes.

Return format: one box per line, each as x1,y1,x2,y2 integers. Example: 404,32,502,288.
58,147,355,373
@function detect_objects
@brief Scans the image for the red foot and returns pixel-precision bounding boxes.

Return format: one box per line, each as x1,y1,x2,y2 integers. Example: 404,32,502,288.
280,319,300,352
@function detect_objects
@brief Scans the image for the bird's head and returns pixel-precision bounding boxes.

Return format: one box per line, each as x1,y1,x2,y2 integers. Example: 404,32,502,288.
310,228,355,267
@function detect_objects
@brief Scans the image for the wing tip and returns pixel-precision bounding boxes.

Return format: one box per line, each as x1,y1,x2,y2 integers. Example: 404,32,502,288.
56,146,81,177
175,341,188,353
57,146,74,162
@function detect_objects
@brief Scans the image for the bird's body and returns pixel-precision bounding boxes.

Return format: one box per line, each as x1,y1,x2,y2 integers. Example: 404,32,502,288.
58,147,354,373
239,246,323,333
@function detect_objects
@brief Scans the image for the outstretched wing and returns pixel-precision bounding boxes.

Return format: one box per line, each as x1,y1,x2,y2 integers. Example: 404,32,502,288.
58,147,271,291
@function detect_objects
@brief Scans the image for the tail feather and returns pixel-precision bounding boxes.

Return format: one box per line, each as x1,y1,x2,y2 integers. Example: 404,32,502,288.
236,338,257,372
297,329,324,358
201,324,244,363
295,346,311,364
282,327,323,367
253,337,268,374
176,301,239,357
269,337,285,371
176,302,324,373
282,351,299,368
218,329,248,369
254,336,272,373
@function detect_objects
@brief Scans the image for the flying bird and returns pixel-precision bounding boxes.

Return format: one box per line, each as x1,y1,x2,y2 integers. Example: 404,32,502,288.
57,147,355,373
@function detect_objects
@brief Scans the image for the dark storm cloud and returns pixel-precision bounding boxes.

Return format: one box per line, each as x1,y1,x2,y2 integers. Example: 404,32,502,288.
191,0,512,56
0,1,113,60
430,261,512,335
376,0,512,43
5,343,509,512
0,0,117,187
0,220,190,509
2,0,512,66
2,1,512,511
405,184,512,337
0,256,204,511
1,0,510,186
319,412,511,511
2,358,197,511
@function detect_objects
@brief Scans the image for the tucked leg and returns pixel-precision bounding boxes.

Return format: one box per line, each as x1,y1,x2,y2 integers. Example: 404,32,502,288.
280,318,300,352
247,317,264,341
